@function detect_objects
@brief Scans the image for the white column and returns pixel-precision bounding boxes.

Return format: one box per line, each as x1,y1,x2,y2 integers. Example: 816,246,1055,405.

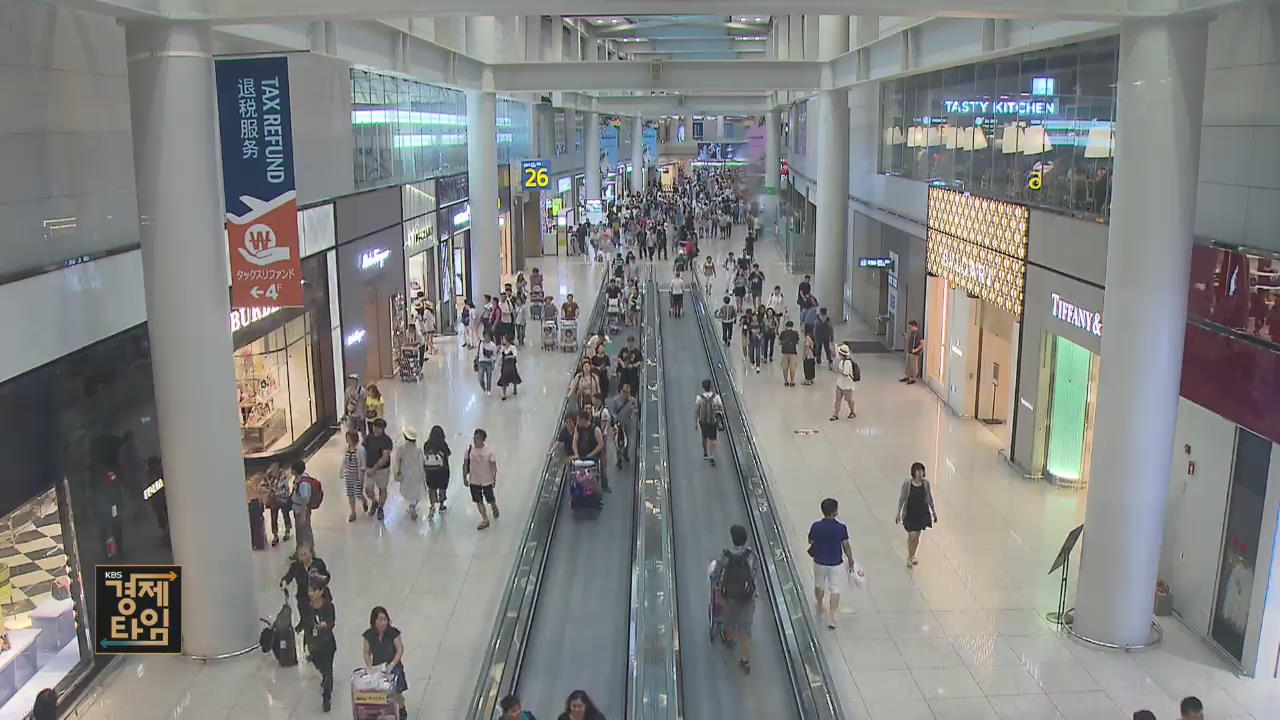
584,110,601,199
683,114,694,143
803,15,820,60
814,89,850,320
467,90,500,301
123,21,256,657
776,16,790,61
549,16,563,60
466,16,498,63
524,15,542,62
1074,18,1209,647
819,15,850,59
789,15,804,60
631,116,644,191
537,104,556,157
764,109,782,230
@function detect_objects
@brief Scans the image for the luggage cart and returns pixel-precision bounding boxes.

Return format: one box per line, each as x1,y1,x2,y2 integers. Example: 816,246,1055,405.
559,320,579,352
397,347,422,382
350,666,398,720
541,320,558,350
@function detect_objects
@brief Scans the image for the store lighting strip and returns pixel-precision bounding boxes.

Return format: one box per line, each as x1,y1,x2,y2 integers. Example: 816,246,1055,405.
927,187,1029,259
926,229,1027,316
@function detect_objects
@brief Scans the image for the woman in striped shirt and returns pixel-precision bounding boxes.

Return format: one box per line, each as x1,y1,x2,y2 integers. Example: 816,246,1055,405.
341,430,367,522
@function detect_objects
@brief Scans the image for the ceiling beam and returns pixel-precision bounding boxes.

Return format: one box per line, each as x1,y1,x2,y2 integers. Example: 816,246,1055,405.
490,60,823,93
73,0,1187,24
593,94,771,116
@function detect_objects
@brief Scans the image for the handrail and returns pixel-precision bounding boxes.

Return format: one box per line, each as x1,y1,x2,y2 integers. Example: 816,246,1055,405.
687,282,846,720
467,274,610,720
626,268,683,720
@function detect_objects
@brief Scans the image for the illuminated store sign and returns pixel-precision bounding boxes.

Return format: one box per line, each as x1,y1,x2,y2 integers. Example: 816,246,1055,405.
230,306,281,332
926,188,1030,316
859,257,895,270
345,328,367,346
941,99,1059,116
1051,292,1102,337
360,248,391,270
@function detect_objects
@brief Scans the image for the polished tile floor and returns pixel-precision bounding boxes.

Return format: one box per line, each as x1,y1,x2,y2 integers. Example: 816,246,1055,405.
66,227,1278,720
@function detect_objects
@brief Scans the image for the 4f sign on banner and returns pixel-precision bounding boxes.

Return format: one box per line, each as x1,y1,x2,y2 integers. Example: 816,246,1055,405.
216,57,305,309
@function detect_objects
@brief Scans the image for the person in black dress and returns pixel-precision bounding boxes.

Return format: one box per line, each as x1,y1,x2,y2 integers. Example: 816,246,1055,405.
279,545,330,637
894,462,938,568
362,606,409,720
497,336,522,400
423,425,451,518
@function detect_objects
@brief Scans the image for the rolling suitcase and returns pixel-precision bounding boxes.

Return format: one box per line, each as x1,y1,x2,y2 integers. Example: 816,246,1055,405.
248,499,267,551
568,460,602,511
260,591,297,667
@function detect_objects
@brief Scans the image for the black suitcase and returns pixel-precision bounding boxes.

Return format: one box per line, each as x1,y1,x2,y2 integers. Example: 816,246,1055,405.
260,592,298,667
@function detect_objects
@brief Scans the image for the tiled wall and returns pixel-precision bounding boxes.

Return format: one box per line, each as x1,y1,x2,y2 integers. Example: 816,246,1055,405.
0,0,140,278
1196,7,1280,252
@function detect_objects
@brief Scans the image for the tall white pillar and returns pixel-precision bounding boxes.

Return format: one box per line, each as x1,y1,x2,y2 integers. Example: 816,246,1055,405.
537,104,556,157
549,16,563,60
789,15,804,60
683,115,694,143
631,116,644,191
467,90,500,300
1074,18,1209,647
715,116,726,140
813,89,850,320
819,15,850,59
123,21,256,657
466,16,498,63
584,110,601,200
764,109,781,229
776,16,790,61
803,15,820,60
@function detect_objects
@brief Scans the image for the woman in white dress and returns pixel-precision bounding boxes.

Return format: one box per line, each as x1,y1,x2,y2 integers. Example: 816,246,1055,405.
394,428,427,520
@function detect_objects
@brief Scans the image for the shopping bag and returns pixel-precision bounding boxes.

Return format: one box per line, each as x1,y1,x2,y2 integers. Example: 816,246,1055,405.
848,559,868,590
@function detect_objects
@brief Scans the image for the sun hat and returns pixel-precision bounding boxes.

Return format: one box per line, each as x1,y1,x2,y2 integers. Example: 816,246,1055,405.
403,427,418,442
837,344,851,357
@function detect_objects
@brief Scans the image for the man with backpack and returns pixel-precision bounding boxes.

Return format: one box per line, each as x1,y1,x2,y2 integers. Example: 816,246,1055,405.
711,524,758,673
694,379,724,465
713,297,737,347
289,460,322,552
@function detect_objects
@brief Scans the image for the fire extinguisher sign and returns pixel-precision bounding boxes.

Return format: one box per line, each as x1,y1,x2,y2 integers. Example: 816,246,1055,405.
215,57,305,309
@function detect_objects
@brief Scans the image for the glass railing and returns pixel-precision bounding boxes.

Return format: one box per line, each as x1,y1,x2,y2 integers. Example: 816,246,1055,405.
466,276,611,720
627,269,682,719
688,281,846,720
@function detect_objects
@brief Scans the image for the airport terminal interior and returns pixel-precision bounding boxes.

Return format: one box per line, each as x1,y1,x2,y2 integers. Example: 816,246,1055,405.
3,0,1280,718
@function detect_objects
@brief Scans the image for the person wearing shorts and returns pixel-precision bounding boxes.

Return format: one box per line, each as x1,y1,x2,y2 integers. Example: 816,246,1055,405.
695,380,723,466
363,418,393,520
808,498,855,629
463,428,500,530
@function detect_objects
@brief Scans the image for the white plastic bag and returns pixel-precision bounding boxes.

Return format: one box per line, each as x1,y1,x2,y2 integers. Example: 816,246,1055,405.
848,559,868,590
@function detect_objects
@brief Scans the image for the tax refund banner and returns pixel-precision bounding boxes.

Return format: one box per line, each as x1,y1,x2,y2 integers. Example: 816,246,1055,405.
215,57,304,308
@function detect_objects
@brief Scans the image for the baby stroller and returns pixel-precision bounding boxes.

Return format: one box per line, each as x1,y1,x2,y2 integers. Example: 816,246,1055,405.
568,459,603,511
707,560,728,643
606,295,623,335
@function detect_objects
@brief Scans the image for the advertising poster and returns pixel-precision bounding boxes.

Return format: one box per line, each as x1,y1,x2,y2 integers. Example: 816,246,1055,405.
642,122,659,167
215,56,304,308
599,118,620,174
745,116,766,166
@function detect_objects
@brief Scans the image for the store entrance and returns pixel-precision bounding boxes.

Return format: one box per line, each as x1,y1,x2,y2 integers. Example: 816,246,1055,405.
1041,334,1099,487
974,301,1018,447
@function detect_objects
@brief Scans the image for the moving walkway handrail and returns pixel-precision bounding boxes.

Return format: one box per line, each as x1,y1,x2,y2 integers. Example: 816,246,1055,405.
626,269,683,720
467,275,611,720
687,282,846,720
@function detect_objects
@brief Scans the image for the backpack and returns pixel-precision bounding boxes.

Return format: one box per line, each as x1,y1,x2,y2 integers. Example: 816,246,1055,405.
842,358,861,383
696,393,719,426
718,549,755,601
299,475,323,509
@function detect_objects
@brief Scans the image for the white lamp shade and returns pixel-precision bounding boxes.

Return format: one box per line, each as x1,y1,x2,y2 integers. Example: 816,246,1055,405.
1000,124,1022,154
1084,126,1114,158
957,126,989,151
891,126,904,145
1021,125,1053,155
942,126,959,149
906,126,921,147
925,126,942,147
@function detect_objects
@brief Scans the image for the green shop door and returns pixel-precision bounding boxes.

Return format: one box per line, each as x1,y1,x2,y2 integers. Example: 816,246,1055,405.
1045,335,1096,487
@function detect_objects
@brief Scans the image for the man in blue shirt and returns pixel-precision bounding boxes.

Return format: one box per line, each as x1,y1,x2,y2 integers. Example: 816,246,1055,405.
808,498,855,630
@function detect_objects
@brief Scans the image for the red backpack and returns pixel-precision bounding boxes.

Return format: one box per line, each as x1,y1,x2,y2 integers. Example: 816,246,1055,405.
299,475,324,509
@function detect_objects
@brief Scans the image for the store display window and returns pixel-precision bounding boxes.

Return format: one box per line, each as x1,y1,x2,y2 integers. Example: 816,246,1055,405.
0,485,87,713
235,313,318,456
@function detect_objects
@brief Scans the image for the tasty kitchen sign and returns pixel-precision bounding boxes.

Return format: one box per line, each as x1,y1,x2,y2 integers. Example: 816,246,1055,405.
216,57,304,308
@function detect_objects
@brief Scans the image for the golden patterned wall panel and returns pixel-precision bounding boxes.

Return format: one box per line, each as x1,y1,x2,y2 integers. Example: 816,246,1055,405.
927,229,1027,315
927,187,1030,259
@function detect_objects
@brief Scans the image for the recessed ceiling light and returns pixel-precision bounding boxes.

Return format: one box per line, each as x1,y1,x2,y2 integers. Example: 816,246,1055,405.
754,17,764,22
610,18,620,23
